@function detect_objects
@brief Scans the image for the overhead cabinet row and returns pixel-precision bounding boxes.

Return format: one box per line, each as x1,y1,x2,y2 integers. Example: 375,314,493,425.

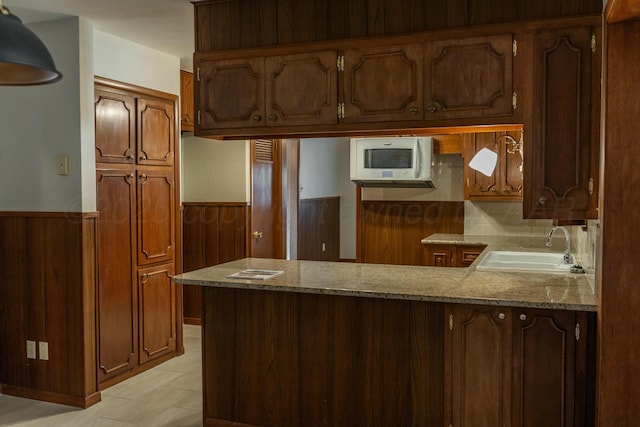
195,33,515,131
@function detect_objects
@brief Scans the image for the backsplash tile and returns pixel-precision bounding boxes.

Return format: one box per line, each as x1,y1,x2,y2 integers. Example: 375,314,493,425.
464,201,553,237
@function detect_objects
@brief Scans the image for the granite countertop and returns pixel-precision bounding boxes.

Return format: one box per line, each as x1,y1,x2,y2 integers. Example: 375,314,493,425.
173,234,598,312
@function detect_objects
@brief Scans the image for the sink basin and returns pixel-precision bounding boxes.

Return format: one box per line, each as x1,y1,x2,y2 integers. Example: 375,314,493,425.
476,251,574,272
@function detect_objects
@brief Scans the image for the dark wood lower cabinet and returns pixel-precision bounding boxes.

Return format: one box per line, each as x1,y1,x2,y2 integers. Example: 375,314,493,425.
200,289,595,427
445,304,595,427
423,243,486,267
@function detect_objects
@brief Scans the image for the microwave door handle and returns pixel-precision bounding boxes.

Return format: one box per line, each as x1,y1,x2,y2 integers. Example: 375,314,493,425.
414,141,420,178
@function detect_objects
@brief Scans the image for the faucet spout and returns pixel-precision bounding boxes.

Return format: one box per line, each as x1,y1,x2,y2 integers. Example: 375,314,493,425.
546,226,573,264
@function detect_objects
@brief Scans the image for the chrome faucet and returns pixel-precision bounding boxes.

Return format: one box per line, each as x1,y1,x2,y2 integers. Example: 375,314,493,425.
546,226,573,264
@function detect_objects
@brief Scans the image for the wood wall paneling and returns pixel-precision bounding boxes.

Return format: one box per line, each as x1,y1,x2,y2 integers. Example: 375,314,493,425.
298,197,340,261
202,287,444,426
182,203,248,324
194,0,601,51
0,213,100,408
359,200,465,265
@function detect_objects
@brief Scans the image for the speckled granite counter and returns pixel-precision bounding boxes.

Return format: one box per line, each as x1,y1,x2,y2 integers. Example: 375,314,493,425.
173,234,597,311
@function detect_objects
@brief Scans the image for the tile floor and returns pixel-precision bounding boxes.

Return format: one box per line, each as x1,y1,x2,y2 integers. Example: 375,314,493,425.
0,325,203,427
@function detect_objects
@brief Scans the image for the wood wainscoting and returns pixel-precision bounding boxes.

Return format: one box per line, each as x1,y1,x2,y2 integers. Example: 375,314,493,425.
182,202,249,324
358,200,465,265
298,197,340,262
0,212,100,408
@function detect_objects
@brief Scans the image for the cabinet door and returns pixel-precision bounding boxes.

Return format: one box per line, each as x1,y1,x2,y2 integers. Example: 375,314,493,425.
425,34,513,120
197,57,265,130
96,167,138,384
511,309,578,427
526,26,599,219
445,305,512,427
464,131,523,201
180,70,195,132
138,263,176,364
137,167,175,265
343,44,423,122
423,244,453,267
137,97,175,166
266,51,338,126
95,88,136,164
455,245,486,267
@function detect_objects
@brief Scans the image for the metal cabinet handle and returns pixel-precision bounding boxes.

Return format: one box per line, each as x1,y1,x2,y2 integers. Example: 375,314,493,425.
139,155,147,161
539,196,547,205
498,312,506,320
519,314,527,321
427,105,437,113
252,115,262,121
126,154,135,161
409,106,419,114
252,231,263,239
268,115,277,122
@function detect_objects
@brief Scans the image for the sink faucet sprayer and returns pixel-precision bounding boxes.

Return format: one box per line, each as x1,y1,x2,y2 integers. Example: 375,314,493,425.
546,226,573,264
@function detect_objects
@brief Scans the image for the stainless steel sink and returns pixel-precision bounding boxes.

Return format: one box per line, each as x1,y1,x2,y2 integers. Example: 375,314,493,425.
476,251,574,273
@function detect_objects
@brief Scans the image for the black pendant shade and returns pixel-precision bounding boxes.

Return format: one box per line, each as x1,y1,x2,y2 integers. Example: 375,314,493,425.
0,7,62,85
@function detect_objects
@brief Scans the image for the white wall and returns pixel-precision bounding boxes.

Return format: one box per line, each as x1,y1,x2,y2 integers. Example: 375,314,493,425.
181,136,250,202
0,17,95,212
299,138,357,260
93,31,180,96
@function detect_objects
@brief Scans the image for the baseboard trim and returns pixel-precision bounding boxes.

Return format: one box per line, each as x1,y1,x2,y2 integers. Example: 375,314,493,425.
204,418,262,427
1,384,101,409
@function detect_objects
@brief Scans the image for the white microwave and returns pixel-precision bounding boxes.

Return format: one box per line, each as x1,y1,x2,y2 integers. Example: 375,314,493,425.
349,136,435,187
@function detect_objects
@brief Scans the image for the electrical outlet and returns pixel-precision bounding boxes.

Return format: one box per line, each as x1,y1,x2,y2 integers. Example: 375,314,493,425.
26,340,36,359
56,154,69,175
322,243,326,252
39,341,49,360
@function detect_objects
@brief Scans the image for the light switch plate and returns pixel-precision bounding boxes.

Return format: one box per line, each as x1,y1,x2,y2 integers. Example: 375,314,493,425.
39,341,49,360
26,340,36,359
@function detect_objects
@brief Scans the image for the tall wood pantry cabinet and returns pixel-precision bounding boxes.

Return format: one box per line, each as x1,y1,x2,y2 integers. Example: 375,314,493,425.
94,77,182,388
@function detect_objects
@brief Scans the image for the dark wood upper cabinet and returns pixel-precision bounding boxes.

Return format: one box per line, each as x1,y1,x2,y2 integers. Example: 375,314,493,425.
197,51,337,131
424,34,514,120
265,51,338,126
343,43,423,122
463,130,523,201
524,26,600,219
95,89,136,164
197,57,265,130
180,70,195,132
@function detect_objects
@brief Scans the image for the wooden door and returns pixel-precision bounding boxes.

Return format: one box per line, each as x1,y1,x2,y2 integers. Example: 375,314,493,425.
94,88,136,164
343,43,423,122
525,26,598,219
197,57,265,130
96,166,138,384
138,263,176,364
265,51,338,127
137,167,175,265
511,309,578,427
137,97,175,166
463,132,501,198
446,305,512,427
424,34,513,120
250,139,282,259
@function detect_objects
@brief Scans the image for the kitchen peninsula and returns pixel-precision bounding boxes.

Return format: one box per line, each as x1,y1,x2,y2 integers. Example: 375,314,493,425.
173,236,597,427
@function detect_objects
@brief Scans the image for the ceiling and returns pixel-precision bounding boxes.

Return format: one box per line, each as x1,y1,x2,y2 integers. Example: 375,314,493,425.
3,0,196,69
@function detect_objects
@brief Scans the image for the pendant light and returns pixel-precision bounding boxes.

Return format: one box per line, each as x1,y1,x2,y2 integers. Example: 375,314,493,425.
0,1,62,85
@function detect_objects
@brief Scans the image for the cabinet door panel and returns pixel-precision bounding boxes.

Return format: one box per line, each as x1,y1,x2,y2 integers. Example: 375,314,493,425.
137,168,175,265
138,264,176,364
446,305,512,427
137,97,175,166
197,57,265,129
425,34,513,120
96,167,138,383
343,44,423,122
512,309,577,427
180,70,195,132
526,27,596,219
95,89,136,164
266,51,338,126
